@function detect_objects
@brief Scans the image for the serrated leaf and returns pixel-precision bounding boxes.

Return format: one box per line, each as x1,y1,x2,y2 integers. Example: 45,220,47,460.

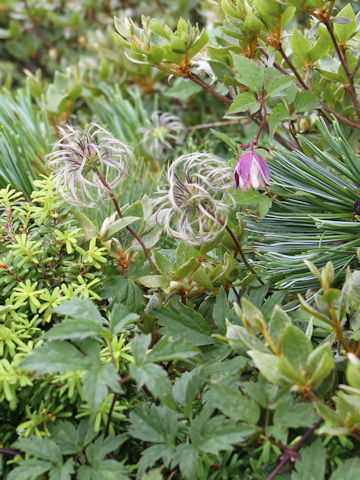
14,437,62,464
130,363,174,407
49,458,75,480
21,342,89,373
190,409,257,454
83,364,121,414
232,55,265,92
227,92,259,115
129,405,178,444
43,318,105,341
155,303,213,346
330,458,360,480
147,336,200,362
174,444,198,480
54,297,104,325
292,439,326,480
208,384,260,424
7,459,52,480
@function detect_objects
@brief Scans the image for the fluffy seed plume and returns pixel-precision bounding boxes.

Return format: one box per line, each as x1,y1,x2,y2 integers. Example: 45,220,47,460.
47,123,133,207
154,152,234,245
138,111,185,159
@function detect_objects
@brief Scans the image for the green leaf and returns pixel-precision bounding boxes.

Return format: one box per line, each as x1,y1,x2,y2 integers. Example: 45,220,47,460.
330,458,360,480
248,350,288,385
334,5,357,42
131,334,151,365
83,364,121,414
268,305,291,346
129,405,178,444
130,363,174,407
54,297,104,325
165,78,202,100
21,342,89,373
190,408,257,454
210,129,237,151
72,210,97,242
49,458,75,480
291,439,326,480
232,55,265,92
274,401,318,429
226,322,269,353
294,91,320,112
14,437,62,464
44,318,105,341
102,216,140,240
78,460,129,480
85,435,127,465
173,366,209,417
155,303,213,346
102,276,145,314
138,275,170,288
290,29,311,59
227,92,259,115
7,459,52,480
176,242,197,266
306,343,334,387
281,324,312,369
208,384,260,424
174,444,198,480
153,251,173,275
213,286,228,333
189,29,209,58
142,468,163,480
266,76,294,97
347,353,360,390
192,266,213,289
147,336,200,362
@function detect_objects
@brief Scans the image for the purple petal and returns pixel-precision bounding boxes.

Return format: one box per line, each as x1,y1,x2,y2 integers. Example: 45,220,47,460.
237,152,253,185
234,171,240,190
253,152,270,183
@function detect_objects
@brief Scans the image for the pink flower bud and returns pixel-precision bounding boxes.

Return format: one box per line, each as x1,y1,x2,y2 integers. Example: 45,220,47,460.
234,147,271,192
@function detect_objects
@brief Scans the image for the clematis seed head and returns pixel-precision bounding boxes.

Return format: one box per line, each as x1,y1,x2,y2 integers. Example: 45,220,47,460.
47,123,133,207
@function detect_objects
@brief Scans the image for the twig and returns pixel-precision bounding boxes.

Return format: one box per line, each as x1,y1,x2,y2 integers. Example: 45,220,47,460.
188,72,232,105
319,101,360,129
94,168,157,276
323,21,360,122
278,45,308,90
0,448,22,457
105,393,117,437
188,119,247,130
266,419,324,480
350,57,360,79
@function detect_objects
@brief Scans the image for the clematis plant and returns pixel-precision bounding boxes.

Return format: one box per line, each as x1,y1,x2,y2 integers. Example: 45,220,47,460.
234,141,271,193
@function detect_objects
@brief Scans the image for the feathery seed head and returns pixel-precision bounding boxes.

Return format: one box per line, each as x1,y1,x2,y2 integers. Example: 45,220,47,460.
138,111,185,159
47,123,133,207
154,152,234,245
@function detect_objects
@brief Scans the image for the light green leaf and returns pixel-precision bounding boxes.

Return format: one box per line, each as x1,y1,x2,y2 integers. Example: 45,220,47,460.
330,458,360,480
21,342,89,373
83,364,121,414
208,384,260,424
227,92,259,115
147,336,200,362
54,297,104,325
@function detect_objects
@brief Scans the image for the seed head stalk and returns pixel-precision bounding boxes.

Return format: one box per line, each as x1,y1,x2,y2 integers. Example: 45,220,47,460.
94,167,157,276
201,203,264,285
